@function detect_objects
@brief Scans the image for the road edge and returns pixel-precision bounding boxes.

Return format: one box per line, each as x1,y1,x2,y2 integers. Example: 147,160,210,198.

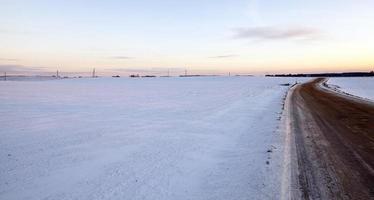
281,83,300,200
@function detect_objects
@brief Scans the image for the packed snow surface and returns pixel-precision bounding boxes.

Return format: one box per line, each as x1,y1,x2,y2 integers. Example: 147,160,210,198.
1,77,298,200
328,77,374,100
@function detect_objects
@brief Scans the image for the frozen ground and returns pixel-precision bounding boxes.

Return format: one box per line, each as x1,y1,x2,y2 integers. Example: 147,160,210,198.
328,77,374,100
1,77,299,200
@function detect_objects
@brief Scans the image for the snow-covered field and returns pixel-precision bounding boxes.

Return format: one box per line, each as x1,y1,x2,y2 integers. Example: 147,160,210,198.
1,77,299,200
328,77,374,100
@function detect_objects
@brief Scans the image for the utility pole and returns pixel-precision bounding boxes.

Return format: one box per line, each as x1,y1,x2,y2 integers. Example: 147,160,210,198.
92,68,96,78
229,72,231,77
4,72,6,81
56,70,59,78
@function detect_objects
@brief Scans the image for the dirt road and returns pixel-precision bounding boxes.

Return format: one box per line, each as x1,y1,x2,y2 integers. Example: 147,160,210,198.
288,78,374,199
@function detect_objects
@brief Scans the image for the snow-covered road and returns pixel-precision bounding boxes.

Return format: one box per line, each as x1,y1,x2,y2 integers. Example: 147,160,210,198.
288,78,374,199
1,77,298,200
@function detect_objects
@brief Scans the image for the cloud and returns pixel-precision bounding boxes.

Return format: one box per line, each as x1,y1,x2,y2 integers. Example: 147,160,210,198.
109,68,152,73
0,28,33,35
0,65,46,72
0,58,20,62
232,26,320,40
109,56,134,60
107,67,185,74
209,54,238,59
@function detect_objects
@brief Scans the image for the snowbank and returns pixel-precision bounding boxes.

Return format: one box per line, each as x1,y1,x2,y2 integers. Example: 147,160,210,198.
328,77,374,100
1,77,298,200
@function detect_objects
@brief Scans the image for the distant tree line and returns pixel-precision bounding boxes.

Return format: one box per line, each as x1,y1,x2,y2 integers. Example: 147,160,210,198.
266,71,374,77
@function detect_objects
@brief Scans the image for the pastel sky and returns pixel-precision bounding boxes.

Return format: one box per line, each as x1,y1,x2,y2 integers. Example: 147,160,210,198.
1,0,374,75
